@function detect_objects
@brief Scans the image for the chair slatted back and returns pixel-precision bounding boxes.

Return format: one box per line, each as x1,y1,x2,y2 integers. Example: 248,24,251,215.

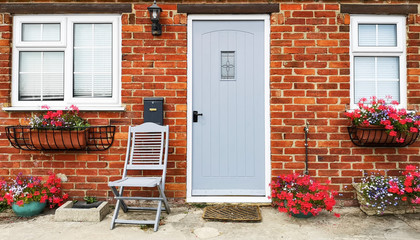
123,123,169,183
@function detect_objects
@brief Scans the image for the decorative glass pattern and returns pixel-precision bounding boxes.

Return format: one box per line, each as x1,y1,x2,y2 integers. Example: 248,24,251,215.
221,51,235,80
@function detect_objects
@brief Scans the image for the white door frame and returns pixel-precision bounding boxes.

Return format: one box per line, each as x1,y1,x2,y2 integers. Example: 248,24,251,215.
186,14,271,203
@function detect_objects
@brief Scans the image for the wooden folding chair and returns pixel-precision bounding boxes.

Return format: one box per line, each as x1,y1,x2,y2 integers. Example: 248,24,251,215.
108,122,170,231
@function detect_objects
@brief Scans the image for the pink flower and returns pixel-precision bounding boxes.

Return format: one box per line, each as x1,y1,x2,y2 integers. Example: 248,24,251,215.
410,127,418,133
385,125,394,130
396,138,405,143
69,105,79,112
334,213,341,218
16,200,24,206
389,131,397,137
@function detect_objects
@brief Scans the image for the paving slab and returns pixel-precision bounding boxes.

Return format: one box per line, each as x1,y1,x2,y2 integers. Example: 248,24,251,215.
0,206,419,240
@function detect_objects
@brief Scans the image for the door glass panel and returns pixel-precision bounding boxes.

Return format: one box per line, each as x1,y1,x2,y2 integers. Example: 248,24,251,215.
221,51,235,80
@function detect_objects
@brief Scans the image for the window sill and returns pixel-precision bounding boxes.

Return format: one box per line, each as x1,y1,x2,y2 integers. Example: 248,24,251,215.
2,105,126,112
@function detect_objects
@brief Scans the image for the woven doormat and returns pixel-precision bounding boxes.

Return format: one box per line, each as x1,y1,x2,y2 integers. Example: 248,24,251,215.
202,205,262,222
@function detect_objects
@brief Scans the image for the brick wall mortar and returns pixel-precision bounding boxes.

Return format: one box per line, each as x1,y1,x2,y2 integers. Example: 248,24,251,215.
0,1,419,206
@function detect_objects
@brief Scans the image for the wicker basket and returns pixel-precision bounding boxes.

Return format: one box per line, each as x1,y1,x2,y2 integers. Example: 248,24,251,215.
353,183,419,215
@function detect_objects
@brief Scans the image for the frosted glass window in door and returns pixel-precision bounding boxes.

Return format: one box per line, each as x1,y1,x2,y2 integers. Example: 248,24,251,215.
73,23,112,98
354,56,399,103
19,51,64,101
358,24,397,47
221,51,235,80
22,23,60,41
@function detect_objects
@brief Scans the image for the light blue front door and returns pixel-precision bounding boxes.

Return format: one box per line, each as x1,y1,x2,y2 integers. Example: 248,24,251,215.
192,20,265,196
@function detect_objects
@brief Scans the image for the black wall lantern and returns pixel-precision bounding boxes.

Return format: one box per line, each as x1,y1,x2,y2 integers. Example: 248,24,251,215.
147,0,162,36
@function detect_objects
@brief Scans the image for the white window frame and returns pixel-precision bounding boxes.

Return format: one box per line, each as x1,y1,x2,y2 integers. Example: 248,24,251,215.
350,15,406,109
8,14,123,111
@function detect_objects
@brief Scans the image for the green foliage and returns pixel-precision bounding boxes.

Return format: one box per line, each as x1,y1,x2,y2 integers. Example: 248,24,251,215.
83,196,97,204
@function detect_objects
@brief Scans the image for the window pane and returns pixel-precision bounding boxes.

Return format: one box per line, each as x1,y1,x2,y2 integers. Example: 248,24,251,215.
354,57,375,80
378,81,399,102
358,24,397,47
74,24,93,47
73,74,92,98
358,24,376,46
73,23,112,98
377,57,399,80
355,81,375,103
378,25,396,46
22,23,60,41
354,56,400,104
19,52,64,101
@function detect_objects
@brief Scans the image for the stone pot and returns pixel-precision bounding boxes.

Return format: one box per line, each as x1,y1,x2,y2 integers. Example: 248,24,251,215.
353,183,419,215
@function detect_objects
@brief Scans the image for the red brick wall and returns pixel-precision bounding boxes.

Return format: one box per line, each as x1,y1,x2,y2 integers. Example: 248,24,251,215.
0,1,419,205
271,2,420,205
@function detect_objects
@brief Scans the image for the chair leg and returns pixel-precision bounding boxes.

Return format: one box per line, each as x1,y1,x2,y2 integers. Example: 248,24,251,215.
158,185,171,214
154,200,163,232
111,186,128,213
110,199,121,230
119,186,128,213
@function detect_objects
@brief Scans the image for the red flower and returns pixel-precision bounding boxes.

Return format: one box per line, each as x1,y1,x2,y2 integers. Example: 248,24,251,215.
334,213,341,218
389,131,397,137
16,200,24,206
410,127,418,133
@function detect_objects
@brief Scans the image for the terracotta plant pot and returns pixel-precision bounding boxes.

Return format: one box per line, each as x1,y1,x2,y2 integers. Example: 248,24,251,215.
30,129,88,150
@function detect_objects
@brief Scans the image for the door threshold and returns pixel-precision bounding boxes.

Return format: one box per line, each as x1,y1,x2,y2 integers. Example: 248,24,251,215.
187,196,270,203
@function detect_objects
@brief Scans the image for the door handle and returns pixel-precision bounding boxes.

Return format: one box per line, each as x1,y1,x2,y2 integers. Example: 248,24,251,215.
193,111,203,122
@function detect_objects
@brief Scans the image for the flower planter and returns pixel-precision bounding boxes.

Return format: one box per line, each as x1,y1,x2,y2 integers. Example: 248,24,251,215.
12,201,46,217
30,129,88,150
291,211,313,218
353,183,419,215
347,126,419,147
6,126,116,151
55,201,109,222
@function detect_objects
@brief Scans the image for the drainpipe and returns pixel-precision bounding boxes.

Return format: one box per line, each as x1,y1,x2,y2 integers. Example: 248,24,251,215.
304,122,309,175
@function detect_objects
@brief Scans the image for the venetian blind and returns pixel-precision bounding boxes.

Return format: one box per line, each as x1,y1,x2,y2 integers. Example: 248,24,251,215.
73,23,112,98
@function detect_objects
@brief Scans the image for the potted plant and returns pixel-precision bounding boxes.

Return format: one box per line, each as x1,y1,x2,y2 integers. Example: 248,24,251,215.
0,172,69,217
25,105,90,150
270,173,340,218
72,196,103,209
353,165,419,215
345,96,420,146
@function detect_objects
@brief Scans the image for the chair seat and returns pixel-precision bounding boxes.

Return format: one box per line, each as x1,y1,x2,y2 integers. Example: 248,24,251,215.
109,177,162,188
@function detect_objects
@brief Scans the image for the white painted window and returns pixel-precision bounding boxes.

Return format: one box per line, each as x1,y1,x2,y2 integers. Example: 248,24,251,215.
350,15,406,108
10,15,122,111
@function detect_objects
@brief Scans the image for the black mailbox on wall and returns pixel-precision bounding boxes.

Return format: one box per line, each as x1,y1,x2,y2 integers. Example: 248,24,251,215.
144,97,164,125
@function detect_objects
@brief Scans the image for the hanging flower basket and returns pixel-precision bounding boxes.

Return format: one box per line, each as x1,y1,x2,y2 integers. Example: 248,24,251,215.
345,97,420,147
6,126,115,151
348,126,419,147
